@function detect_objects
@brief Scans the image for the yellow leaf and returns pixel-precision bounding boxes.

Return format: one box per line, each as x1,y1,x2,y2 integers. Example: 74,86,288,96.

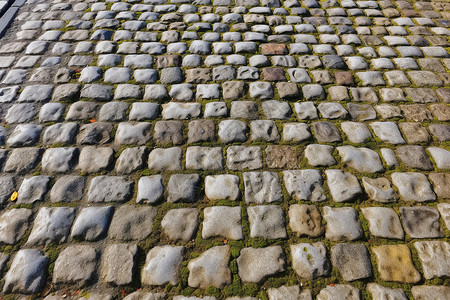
10,191,18,201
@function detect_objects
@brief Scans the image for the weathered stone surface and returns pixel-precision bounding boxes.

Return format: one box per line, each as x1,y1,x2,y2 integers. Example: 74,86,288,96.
161,208,198,242
283,170,326,202
290,242,330,280
148,147,182,171
370,122,406,144
77,122,112,145
17,176,51,204
123,292,167,300
400,206,443,238
226,146,262,170
266,145,300,169
396,146,433,171
304,144,336,167
317,285,360,300
87,176,133,203
153,121,184,145
361,207,404,239
289,204,324,237
137,175,163,204
323,206,363,241
4,148,42,175
411,285,450,300
102,244,137,285
50,176,85,203
367,284,407,300
26,207,75,246
437,203,450,229
115,122,151,145
268,285,312,300
53,245,97,286
0,176,15,204
243,171,282,204
311,121,342,143
202,206,242,240
248,205,287,239
391,172,436,202
71,206,113,241
361,177,397,203
3,249,48,294
188,246,231,289
331,243,372,281
337,146,384,173
167,174,200,203
116,147,146,174
142,245,184,285
414,241,450,279
237,246,285,283
325,170,362,202
427,147,450,170
186,147,223,170
77,146,112,173
373,245,421,283
109,205,158,241
205,175,240,200
0,208,32,244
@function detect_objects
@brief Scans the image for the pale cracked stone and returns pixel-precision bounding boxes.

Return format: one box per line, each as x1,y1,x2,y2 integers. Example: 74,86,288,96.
77,146,113,173
323,207,363,241
70,206,113,241
283,170,326,202
367,284,407,300
289,204,324,237
124,291,167,300
185,147,223,170
373,245,421,283
205,175,240,201
268,285,312,300
400,206,443,238
142,245,184,286
391,172,436,202
87,176,133,203
331,243,372,281
248,205,287,239
290,242,330,280
188,245,231,289
304,144,336,167
137,175,164,204
26,207,75,246
427,147,450,169
243,171,283,204
325,170,362,202
108,205,158,241
148,147,182,171
437,203,450,229
237,246,285,283
340,122,372,143
115,122,151,145
361,207,404,239
411,285,450,300
317,284,360,300
336,146,384,173
102,244,137,286
161,208,198,242
3,249,48,294
414,241,450,279
0,208,33,244
370,122,406,144
53,245,97,287
41,148,78,174
162,102,201,120
361,177,398,203
226,146,262,170
202,206,242,240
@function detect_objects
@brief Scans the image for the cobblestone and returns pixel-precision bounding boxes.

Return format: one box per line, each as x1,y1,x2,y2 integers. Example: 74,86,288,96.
0,0,448,297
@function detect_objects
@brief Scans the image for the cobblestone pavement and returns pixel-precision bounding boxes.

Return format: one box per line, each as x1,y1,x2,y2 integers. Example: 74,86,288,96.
0,0,449,299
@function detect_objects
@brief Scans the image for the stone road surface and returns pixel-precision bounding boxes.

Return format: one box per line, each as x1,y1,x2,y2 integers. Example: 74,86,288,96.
0,0,449,299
